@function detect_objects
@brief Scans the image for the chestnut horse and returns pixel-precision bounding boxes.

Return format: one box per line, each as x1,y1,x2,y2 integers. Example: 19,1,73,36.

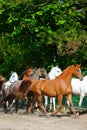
28,64,83,117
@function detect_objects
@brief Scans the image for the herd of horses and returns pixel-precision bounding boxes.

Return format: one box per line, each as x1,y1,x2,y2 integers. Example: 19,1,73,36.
0,64,87,118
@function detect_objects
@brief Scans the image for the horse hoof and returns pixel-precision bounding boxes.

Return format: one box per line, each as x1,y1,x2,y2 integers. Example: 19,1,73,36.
50,113,56,117
70,114,79,118
46,113,50,118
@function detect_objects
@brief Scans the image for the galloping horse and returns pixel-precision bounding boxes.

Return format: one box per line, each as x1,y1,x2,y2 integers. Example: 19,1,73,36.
28,64,83,117
10,67,49,113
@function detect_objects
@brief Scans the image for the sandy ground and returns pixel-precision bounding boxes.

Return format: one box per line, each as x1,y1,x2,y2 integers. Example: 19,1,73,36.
0,107,87,130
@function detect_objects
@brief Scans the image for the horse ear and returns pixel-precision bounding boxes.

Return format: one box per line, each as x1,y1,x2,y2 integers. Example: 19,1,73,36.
74,64,81,67
79,64,81,67
76,64,81,67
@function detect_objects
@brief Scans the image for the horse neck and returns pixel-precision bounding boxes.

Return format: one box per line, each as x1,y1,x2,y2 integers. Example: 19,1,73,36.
22,75,28,80
56,66,72,83
21,70,32,80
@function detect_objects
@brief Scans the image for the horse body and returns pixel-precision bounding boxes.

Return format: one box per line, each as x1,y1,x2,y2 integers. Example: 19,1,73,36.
28,64,83,117
10,80,22,98
32,74,72,97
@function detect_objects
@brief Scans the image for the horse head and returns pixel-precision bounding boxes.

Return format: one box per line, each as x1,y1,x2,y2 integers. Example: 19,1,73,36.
48,66,62,79
26,67,33,77
9,71,18,83
39,68,49,79
71,64,83,81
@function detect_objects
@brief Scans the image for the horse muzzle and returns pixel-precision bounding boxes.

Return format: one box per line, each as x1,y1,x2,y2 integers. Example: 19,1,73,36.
80,76,83,81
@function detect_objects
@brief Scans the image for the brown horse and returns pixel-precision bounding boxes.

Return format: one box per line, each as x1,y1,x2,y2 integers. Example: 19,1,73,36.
28,64,83,117
10,67,49,113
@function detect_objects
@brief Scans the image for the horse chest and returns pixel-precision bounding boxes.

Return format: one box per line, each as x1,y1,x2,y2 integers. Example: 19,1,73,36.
58,80,72,95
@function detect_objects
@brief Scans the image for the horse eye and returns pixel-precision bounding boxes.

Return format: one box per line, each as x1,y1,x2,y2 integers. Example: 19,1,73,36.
77,69,79,72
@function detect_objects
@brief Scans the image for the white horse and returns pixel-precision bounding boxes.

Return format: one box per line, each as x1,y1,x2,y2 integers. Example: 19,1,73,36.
44,66,62,111
71,76,87,110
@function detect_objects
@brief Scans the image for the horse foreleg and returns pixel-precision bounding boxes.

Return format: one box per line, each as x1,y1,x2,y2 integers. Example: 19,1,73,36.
78,93,85,112
67,94,78,117
52,95,63,115
37,95,48,116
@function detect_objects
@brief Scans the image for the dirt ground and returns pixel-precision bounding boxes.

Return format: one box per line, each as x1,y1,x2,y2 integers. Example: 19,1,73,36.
0,107,87,130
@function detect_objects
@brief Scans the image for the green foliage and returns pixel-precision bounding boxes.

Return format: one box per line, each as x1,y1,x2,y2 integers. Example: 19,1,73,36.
0,0,87,77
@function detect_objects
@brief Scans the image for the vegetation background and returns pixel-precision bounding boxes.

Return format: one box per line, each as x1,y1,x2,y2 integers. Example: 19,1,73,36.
0,0,87,78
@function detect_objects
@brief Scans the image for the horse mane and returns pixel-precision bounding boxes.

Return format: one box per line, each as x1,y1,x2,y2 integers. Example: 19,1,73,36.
56,65,74,79
29,68,37,78
19,70,28,80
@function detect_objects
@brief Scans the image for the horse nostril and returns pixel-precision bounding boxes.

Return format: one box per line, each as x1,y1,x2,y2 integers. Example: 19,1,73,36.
80,77,83,81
